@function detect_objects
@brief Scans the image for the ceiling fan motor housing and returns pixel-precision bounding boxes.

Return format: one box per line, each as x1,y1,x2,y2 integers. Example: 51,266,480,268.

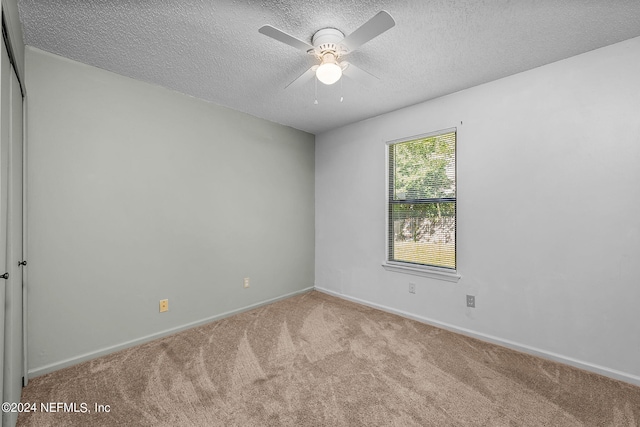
312,28,346,56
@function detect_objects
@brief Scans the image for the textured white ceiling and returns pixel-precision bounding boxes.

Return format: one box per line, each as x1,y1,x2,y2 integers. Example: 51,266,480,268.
17,0,640,134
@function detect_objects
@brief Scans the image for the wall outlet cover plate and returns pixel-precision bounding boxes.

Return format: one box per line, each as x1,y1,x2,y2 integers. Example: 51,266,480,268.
466,295,475,308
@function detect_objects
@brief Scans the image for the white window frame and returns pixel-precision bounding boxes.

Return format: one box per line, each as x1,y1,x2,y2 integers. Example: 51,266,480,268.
382,127,461,283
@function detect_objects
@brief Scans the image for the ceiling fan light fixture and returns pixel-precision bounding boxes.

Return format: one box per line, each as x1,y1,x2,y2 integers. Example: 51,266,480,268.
316,53,342,85
259,11,395,90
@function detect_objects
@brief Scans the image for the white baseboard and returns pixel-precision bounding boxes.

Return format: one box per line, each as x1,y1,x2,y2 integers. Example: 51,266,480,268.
29,287,314,379
315,286,640,387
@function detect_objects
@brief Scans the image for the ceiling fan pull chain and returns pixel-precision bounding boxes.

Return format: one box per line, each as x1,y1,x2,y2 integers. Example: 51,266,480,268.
340,78,344,103
314,78,318,105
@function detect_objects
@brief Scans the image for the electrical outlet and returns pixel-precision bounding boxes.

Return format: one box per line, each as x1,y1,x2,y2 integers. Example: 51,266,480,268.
159,299,169,312
243,277,250,288
408,283,416,294
466,295,475,308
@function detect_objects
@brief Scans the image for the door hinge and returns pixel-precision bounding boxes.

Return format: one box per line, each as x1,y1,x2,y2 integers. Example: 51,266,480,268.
0,272,8,280
18,260,27,266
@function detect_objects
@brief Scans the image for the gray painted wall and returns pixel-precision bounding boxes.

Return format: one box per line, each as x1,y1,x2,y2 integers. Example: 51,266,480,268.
315,36,640,385
25,47,315,375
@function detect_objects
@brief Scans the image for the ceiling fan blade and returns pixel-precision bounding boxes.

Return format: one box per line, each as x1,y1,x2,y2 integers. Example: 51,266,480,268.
259,25,314,53
340,11,396,52
341,62,379,86
285,66,318,90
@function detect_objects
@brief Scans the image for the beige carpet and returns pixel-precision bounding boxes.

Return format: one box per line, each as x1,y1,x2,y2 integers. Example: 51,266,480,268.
18,291,640,426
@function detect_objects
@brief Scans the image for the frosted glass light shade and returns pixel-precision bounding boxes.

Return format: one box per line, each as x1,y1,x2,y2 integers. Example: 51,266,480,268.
316,53,342,85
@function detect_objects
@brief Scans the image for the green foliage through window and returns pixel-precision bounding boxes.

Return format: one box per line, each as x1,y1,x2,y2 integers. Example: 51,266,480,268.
388,130,456,269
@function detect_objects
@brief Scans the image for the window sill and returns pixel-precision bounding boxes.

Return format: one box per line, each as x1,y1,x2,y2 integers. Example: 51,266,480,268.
382,262,461,283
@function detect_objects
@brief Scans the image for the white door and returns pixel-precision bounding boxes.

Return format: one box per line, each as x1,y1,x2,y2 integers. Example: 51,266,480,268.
2,42,23,427
0,33,11,427
0,31,25,427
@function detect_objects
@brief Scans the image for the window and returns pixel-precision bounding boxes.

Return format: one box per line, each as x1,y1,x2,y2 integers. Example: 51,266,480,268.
386,128,457,276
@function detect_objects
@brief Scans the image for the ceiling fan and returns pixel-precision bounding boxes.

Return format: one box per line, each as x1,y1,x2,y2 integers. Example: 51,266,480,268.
258,11,396,89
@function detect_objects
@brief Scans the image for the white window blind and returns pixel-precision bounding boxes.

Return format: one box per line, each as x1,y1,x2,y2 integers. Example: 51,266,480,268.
388,130,456,269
